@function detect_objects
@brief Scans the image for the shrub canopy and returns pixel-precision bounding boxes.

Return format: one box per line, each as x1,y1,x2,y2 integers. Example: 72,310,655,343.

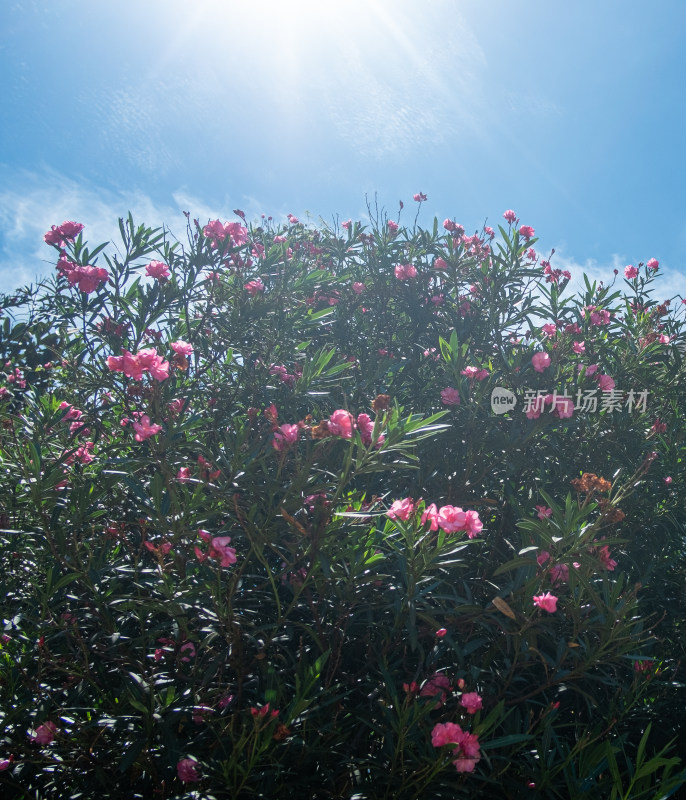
0,206,684,798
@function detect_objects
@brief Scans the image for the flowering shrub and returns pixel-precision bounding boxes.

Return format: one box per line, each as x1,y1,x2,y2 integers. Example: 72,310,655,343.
0,205,684,797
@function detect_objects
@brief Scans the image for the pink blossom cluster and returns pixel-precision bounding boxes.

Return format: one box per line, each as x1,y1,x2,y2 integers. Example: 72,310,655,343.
525,393,574,420
145,261,170,280
531,351,551,373
420,673,451,707
461,366,489,381
194,529,237,568
56,256,109,293
107,348,170,381
244,279,265,296
273,423,300,451
64,440,95,465
131,413,163,442
177,757,200,783
386,499,483,539
431,721,481,773
289,409,385,449
537,552,574,585
5,366,26,389
542,261,571,284
423,503,483,538
202,219,249,247
44,220,84,248
586,305,611,326
30,721,58,745
269,363,302,388
441,387,460,406
394,263,417,280
171,340,193,357
533,591,558,612
594,543,618,571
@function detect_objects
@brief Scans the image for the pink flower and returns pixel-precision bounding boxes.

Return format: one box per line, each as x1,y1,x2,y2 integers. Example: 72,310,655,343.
441,387,461,406
107,348,169,381
597,544,617,571
387,497,415,521
647,258,659,270
179,641,196,662
531,352,551,372
554,397,575,419
137,348,170,381
394,263,417,280
665,476,672,484
144,540,172,557
433,257,448,270
328,409,354,438
194,530,237,567
44,220,84,247
436,628,447,638
461,366,489,380
431,721,463,747
251,702,279,719
356,413,384,447
352,281,365,294
590,309,611,325
503,210,517,223
624,265,639,279
387,220,399,234
132,414,163,442
549,563,569,584
421,503,439,531
0,758,10,771
272,423,299,451
413,192,427,202
596,374,615,391
244,279,265,296
460,692,483,715
31,722,57,745
463,509,483,538
432,723,481,772
437,505,467,533
421,673,451,707
533,592,558,613
66,264,109,293
572,340,585,354
177,467,191,483
542,323,557,338
171,340,193,356
453,730,481,772
519,225,535,239
145,261,170,280
177,758,200,783
536,506,552,520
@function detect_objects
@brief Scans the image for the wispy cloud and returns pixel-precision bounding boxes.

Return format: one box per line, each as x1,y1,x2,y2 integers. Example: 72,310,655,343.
0,168,260,292
554,249,686,304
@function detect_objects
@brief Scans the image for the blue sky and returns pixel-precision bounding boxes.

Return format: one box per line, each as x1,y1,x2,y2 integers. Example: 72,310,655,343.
2,0,686,300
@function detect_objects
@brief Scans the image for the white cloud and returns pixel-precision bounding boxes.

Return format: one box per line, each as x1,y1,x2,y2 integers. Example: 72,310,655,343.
554,250,686,304
0,168,261,293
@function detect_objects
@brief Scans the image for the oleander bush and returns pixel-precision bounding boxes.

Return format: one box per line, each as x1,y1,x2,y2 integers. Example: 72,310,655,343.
0,202,685,798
